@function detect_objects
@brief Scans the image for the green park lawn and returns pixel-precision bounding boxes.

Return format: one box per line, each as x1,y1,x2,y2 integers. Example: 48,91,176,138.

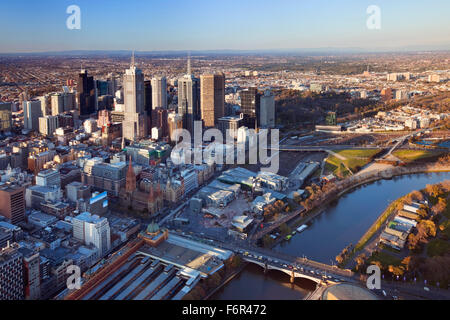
367,250,402,269
326,149,381,176
392,150,445,163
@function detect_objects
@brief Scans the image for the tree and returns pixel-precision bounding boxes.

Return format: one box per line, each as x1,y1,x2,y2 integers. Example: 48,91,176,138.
417,220,437,238
388,265,405,277
279,223,291,236
355,254,366,271
262,235,274,248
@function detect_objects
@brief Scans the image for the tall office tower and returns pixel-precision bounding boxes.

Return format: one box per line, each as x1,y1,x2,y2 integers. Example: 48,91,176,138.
200,73,225,127
178,57,200,134
0,243,24,300
51,93,64,116
23,100,43,131
19,247,41,300
144,80,152,130
39,115,59,136
38,95,51,116
151,76,167,109
51,92,76,115
151,108,169,138
122,53,147,141
178,74,200,134
240,88,261,128
95,80,109,96
106,73,117,96
77,69,96,116
0,102,12,133
72,212,111,258
0,184,25,225
168,112,183,142
259,89,275,128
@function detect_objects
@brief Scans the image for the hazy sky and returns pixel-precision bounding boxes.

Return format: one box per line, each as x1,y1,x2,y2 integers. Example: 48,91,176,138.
0,0,449,53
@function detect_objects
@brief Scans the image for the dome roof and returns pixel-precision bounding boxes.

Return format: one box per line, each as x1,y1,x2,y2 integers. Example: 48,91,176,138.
322,283,379,300
146,222,160,234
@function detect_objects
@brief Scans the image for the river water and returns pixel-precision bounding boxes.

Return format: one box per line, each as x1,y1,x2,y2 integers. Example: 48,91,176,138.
211,172,450,300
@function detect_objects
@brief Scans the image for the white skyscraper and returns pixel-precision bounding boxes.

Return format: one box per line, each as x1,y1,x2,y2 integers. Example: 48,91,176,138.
51,93,64,116
39,115,59,136
23,100,42,131
73,212,111,258
123,53,147,141
151,76,167,109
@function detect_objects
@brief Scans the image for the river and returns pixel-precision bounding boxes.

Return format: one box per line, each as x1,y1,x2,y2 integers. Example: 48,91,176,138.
211,171,450,300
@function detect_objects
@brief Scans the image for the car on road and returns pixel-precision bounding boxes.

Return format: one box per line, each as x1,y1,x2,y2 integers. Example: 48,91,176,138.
283,264,288,268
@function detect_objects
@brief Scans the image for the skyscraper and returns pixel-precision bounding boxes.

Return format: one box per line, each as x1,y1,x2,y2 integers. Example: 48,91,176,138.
240,88,261,128
0,102,12,133
259,89,275,128
77,69,96,116
144,80,152,130
0,184,25,225
151,108,169,138
178,56,200,134
178,74,200,135
38,95,51,116
168,112,183,142
19,247,41,300
151,76,167,109
39,115,59,137
23,100,43,131
0,243,24,300
122,53,147,141
200,73,225,127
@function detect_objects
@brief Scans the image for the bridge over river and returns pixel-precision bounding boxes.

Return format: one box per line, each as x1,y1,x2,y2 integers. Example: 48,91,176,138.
227,244,355,285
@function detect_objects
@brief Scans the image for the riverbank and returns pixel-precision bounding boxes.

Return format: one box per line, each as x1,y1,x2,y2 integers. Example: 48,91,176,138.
266,162,450,249
341,179,450,288
204,262,249,300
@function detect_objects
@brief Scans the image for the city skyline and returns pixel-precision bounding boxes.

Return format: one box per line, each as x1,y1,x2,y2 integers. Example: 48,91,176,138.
0,0,450,53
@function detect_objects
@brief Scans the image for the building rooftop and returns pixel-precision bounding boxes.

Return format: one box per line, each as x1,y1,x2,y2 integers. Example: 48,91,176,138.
74,212,107,224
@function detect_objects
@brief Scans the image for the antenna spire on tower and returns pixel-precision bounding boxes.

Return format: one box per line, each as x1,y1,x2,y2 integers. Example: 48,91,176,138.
187,51,191,75
131,50,135,67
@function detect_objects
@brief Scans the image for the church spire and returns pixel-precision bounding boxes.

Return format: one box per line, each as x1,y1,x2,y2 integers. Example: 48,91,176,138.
125,156,136,193
148,185,154,203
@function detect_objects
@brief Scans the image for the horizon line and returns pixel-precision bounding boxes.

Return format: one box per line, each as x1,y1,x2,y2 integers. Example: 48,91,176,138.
1,45,450,56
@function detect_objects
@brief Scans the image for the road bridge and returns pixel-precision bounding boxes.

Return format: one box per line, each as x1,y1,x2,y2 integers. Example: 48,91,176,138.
234,246,355,285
